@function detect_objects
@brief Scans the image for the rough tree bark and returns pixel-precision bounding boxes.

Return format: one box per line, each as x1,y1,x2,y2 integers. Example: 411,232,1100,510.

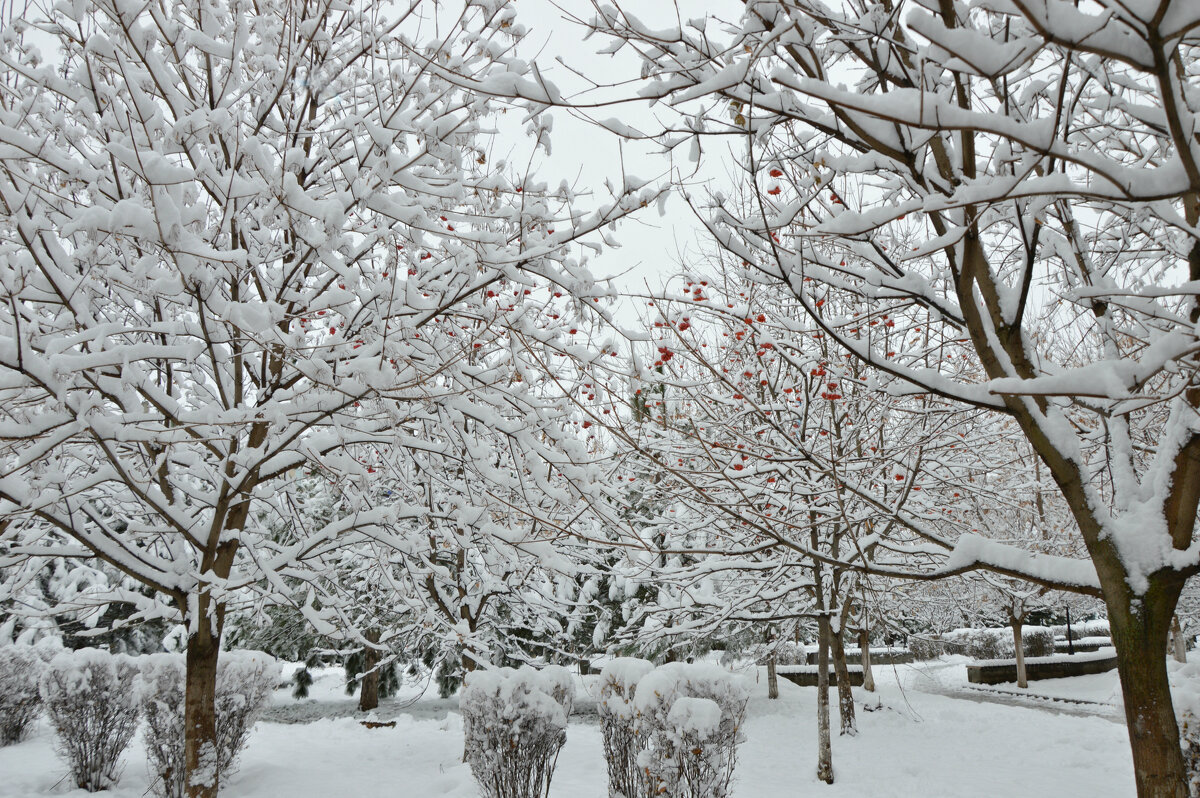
1106,579,1189,798
358,629,382,712
767,654,779,700
1171,616,1188,665
184,613,223,798
815,615,834,784
830,619,857,736
1010,621,1028,689
858,627,875,693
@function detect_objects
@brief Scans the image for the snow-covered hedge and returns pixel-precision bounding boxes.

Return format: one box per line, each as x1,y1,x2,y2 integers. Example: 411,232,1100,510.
0,644,46,745
632,663,748,798
952,628,1009,659
1017,628,1056,658
40,648,140,791
758,641,805,666
461,666,575,798
1050,619,1109,639
140,651,278,798
909,627,1055,660
908,634,946,661
598,657,655,798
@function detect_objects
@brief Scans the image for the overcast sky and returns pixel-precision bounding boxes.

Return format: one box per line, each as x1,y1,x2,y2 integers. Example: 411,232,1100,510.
506,0,745,322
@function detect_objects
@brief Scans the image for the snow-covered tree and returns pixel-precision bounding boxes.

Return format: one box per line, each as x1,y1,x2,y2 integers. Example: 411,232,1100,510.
579,2,1200,794
0,1,649,795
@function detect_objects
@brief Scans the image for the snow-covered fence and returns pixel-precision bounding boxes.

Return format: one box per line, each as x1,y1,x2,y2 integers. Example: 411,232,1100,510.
461,666,576,798
0,644,46,745
40,648,140,791
140,651,278,798
597,658,655,798
632,663,749,798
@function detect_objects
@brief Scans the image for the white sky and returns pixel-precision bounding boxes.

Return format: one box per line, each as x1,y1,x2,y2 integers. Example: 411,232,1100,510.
505,0,745,322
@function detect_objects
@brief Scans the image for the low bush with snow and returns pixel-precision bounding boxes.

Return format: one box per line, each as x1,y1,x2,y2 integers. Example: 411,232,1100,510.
215,650,279,780
1175,663,1200,797
1050,619,1110,639
537,664,576,719
597,657,655,798
910,627,1055,661
139,650,278,798
139,654,188,798
40,647,140,791
1023,628,1056,657
633,662,749,798
0,644,46,745
460,666,575,798
1184,712,1200,798
758,641,805,667
908,635,946,660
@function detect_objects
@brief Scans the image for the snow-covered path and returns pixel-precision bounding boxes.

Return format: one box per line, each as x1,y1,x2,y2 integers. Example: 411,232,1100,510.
901,657,1125,722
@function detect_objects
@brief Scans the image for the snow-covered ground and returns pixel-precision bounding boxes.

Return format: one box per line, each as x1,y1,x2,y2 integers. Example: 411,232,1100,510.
0,658,1145,797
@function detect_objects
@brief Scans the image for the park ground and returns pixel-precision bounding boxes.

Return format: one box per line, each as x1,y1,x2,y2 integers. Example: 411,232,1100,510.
0,654,1157,798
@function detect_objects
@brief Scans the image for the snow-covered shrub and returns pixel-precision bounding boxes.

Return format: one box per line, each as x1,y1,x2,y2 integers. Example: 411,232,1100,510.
1023,628,1055,657
139,654,188,798
633,663,748,798
461,666,575,798
40,648,140,791
949,628,1009,659
1176,664,1200,797
0,644,46,744
908,635,946,660
291,665,314,699
598,658,655,798
214,650,278,779
1183,710,1200,798
937,627,1056,660
758,641,805,666
139,651,278,798
1050,619,1110,639
538,664,576,719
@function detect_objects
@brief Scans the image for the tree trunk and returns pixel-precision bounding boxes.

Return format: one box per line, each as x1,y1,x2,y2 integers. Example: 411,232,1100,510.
358,629,381,712
1108,581,1188,798
858,627,875,693
767,654,779,699
830,625,857,735
184,622,222,798
815,616,834,784
1171,615,1188,664
1011,622,1028,689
